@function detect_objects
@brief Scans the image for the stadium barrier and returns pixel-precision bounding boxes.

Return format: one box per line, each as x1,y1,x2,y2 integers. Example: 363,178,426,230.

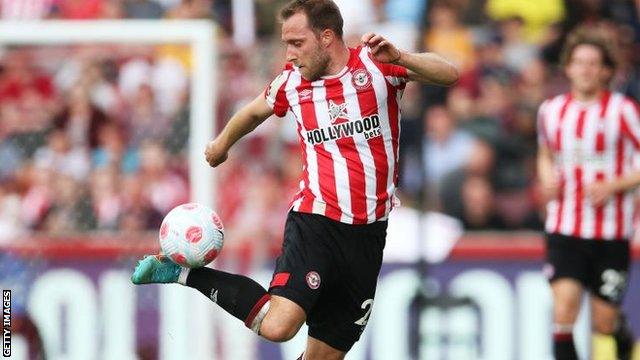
1,234,639,360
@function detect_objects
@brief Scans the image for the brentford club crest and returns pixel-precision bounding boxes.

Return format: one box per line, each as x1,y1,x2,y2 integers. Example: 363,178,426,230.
351,69,372,90
306,271,321,289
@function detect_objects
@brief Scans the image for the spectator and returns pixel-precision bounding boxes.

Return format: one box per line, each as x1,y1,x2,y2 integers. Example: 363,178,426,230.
118,56,188,117
93,122,139,173
0,50,55,156
499,16,539,72
332,0,376,38
0,182,26,241
90,167,122,230
41,174,95,232
385,0,426,26
423,2,476,72
33,129,90,181
459,175,506,230
53,0,104,19
422,105,475,188
124,0,164,19
137,140,188,214
165,0,211,19
227,170,286,261
19,164,52,230
440,139,496,217
446,86,501,143
124,84,171,148
77,59,121,115
0,128,23,182
118,174,163,231
53,84,111,150
0,0,53,20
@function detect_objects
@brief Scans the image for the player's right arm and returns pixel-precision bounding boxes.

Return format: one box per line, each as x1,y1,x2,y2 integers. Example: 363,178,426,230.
538,144,559,202
205,94,274,167
536,100,559,202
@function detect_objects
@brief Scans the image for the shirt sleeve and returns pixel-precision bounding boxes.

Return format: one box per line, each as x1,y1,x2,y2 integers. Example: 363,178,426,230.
621,98,640,150
537,100,550,148
264,69,291,117
380,62,409,90
367,51,409,90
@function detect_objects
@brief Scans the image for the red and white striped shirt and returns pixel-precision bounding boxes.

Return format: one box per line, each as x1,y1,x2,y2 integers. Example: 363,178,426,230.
538,91,640,240
265,46,409,224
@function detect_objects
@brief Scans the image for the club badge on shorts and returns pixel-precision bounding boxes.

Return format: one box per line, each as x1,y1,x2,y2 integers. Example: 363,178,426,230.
352,69,372,90
306,271,321,289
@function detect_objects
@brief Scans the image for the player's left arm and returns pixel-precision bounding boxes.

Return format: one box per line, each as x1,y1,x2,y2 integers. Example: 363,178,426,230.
588,170,640,208
587,99,640,206
362,33,459,86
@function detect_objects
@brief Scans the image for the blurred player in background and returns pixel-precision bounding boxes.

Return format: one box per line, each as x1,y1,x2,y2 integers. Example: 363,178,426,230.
537,28,640,360
132,0,458,358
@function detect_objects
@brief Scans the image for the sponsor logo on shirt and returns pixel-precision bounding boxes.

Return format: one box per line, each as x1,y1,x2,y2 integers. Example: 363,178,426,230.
306,114,382,145
304,100,382,145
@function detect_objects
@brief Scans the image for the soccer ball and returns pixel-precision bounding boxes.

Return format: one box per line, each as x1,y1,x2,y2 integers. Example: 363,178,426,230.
159,203,224,268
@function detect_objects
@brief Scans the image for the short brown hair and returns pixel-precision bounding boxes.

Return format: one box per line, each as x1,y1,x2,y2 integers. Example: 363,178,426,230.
560,27,618,70
280,0,343,38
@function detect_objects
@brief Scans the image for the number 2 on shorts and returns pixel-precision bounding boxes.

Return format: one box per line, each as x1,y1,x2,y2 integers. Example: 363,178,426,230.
354,299,374,326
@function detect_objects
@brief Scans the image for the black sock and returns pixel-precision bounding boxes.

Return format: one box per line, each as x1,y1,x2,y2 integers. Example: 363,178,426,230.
614,315,634,360
185,267,269,328
553,332,578,360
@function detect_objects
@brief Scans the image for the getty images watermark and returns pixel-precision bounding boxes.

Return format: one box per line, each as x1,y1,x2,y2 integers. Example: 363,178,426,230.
2,290,10,357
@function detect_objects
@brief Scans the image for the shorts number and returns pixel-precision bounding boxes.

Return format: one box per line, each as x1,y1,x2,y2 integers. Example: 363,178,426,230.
599,269,627,301
354,299,374,326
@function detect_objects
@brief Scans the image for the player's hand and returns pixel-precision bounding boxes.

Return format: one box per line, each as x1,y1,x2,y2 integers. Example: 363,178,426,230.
361,33,402,64
541,175,560,202
586,182,616,207
204,140,228,168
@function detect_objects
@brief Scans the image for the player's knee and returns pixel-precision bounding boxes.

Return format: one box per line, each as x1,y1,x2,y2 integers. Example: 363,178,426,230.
259,295,306,342
592,316,617,335
259,313,303,342
260,321,300,342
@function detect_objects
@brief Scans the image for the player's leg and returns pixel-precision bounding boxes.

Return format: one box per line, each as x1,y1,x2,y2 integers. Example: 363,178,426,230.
131,255,306,341
612,313,634,360
258,295,306,342
589,240,633,360
551,279,583,360
301,216,387,358
591,296,633,360
301,336,345,360
545,233,589,360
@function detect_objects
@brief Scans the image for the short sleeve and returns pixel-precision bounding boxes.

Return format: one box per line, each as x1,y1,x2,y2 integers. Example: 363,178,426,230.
537,100,549,147
264,69,291,118
380,62,409,90
366,50,409,90
621,98,640,150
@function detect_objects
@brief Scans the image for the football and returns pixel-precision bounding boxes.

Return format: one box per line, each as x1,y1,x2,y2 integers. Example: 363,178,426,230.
159,203,224,268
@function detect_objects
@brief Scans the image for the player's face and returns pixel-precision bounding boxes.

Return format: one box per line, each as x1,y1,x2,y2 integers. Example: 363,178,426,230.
565,44,611,95
282,12,330,81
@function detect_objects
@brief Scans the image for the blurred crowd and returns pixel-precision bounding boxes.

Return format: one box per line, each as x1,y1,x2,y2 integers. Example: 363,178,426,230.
0,44,192,238
1,0,640,251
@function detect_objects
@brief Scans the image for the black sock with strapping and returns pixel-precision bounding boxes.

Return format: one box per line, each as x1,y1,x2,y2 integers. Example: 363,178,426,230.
553,331,578,360
614,315,633,360
185,267,270,328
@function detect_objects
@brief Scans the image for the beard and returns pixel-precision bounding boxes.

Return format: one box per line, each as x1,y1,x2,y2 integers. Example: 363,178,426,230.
302,46,331,81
